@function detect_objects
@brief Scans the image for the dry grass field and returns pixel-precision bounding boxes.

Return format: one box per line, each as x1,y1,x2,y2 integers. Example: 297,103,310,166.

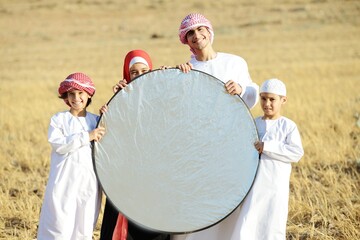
0,0,359,239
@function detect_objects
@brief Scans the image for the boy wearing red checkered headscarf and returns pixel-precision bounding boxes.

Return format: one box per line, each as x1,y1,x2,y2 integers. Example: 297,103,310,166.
177,13,259,110
37,73,105,240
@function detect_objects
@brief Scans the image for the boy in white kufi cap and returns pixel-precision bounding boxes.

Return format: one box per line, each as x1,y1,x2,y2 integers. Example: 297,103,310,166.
235,78,304,240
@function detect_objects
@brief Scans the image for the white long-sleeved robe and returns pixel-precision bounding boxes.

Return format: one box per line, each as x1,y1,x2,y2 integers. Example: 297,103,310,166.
37,111,102,240
172,116,304,240
189,52,259,109
236,116,304,240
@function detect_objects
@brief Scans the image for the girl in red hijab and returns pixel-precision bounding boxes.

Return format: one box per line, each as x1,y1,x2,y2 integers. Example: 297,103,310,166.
99,49,152,113
100,50,170,240
112,49,153,93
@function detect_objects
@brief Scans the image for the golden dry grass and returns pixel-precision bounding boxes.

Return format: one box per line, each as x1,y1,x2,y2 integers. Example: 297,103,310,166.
0,0,359,239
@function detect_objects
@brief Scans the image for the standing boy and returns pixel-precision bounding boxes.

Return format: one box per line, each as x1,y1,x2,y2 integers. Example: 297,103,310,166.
239,78,304,239
38,72,105,240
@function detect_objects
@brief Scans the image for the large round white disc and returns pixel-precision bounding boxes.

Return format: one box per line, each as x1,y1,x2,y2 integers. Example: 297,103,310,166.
93,68,259,234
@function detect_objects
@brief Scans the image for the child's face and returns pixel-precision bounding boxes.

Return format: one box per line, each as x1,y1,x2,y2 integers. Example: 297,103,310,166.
67,89,91,113
260,92,287,120
129,63,150,80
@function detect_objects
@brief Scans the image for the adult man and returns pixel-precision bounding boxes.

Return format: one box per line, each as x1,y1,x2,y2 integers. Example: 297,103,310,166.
177,13,259,109
172,13,259,240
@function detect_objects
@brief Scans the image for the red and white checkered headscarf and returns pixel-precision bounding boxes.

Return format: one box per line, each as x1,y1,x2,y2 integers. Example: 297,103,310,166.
178,13,214,45
58,72,96,96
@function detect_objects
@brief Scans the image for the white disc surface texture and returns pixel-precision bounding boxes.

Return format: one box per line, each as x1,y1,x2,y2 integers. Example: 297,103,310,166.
93,69,259,234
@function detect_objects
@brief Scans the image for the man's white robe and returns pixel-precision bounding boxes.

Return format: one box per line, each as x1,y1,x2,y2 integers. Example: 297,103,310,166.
189,52,259,109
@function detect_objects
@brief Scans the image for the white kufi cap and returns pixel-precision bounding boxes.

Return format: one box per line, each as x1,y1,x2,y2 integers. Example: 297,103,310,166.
260,78,286,96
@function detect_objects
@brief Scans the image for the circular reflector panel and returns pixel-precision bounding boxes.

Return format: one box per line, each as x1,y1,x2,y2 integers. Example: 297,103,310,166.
93,68,259,234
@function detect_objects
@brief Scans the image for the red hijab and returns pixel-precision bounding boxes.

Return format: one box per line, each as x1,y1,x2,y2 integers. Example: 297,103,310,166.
123,50,153,83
